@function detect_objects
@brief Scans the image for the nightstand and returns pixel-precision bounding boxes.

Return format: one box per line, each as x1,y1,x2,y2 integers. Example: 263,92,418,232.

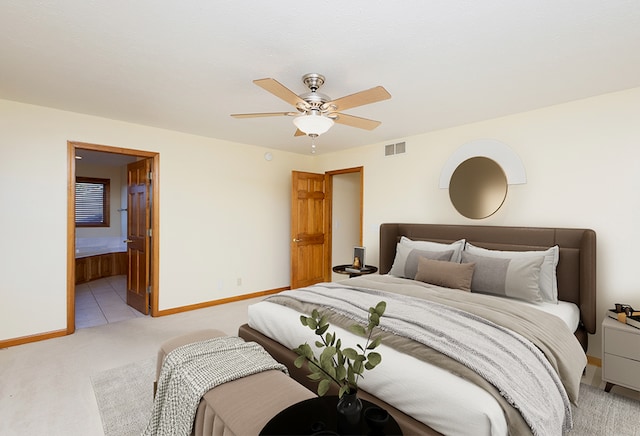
601,316,640,392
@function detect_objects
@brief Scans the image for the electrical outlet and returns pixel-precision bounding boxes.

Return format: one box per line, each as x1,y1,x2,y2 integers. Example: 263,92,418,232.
237,278,242,286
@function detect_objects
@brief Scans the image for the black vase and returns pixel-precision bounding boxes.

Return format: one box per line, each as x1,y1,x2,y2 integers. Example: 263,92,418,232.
336,389,363,435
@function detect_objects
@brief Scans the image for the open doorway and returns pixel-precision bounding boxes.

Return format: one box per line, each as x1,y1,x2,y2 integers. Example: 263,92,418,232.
329,171,362,281
66,141,160,334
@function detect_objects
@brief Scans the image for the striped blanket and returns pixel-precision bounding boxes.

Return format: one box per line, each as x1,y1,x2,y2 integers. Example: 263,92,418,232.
267,280,579,435
143,336,288,436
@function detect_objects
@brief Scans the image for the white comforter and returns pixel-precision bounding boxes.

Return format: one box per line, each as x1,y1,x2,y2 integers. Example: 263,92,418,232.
247,277,583,436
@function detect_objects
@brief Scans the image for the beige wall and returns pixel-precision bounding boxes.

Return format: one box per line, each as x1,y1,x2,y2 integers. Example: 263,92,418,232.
317,86,640,358
2,86,639,358
75,161,125,239
0,99,315,341
330,172,361,282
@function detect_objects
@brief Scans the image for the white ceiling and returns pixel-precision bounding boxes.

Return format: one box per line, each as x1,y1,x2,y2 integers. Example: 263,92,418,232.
2,1,639,155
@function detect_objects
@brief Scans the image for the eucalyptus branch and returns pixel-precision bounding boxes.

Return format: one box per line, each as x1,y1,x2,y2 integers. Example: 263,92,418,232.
293,301,386,398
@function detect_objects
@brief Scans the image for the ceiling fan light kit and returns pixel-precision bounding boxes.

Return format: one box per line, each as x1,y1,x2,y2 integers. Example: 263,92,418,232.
292,111,334,136
231,73,391,152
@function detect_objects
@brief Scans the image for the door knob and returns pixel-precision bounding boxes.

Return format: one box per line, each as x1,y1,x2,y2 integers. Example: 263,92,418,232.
124,239,133,243
292,238,301,242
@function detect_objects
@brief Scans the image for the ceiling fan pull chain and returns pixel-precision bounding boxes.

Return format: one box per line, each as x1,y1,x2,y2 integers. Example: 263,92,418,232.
310,134,317,154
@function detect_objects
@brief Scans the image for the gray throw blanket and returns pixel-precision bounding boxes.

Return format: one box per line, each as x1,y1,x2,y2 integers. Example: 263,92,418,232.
143,336,288,436
267,281,576,436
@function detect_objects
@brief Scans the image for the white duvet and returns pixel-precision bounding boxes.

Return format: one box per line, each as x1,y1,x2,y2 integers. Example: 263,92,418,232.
248,289,579,436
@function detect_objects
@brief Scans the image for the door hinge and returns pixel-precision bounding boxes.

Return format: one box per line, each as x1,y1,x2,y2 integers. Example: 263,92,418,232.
147,228,152,237
147,171,153,181
146,286,152,295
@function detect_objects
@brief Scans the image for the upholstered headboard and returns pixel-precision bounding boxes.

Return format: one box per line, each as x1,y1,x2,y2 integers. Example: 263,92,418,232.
379,224,596,347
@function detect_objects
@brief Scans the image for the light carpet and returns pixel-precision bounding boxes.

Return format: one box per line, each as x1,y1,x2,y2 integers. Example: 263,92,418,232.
571,383,640,435
93,360,640,436
92,357,155,436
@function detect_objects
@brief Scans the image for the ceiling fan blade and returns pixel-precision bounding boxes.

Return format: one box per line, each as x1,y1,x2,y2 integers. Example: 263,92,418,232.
253,78,308,108
325,86,391,111
230,112,297,118
294,129,306,137
332,112,382,130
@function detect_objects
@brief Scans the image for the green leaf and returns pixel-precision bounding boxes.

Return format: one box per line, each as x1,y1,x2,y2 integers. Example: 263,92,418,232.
370,312,380,325
300,315,308,326
307,318,317,329
343,348,358,360
293,355,306,368
315,340,324,348
336,365,347,381
367,352,382,366
375,301,386,316
307,371,323,381
297,343,313,360
339,384,350,398
320,346,336,363
367,337,381,349
319,315,328,327
347,368,356,385
316,324,329,335
325,332,333,345
349,324,367,336
318,379,331,396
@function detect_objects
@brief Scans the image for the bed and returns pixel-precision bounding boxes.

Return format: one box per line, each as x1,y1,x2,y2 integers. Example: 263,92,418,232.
238,223,596,435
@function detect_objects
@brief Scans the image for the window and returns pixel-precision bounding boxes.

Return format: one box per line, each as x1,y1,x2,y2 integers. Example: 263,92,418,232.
75,177,110,227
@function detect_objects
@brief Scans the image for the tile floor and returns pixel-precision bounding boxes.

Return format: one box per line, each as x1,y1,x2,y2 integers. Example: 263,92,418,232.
75,275,147,328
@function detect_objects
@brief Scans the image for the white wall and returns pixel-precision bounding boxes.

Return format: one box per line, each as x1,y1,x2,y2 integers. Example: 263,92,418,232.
318,87,640,358
0,99,314,341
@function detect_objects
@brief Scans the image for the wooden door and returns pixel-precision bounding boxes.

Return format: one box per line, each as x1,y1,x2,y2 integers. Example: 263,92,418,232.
291,171,328,289
126,159,151,314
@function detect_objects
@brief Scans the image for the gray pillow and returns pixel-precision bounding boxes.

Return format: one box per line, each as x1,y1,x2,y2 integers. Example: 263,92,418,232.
389,243,454,278
461,251,544,302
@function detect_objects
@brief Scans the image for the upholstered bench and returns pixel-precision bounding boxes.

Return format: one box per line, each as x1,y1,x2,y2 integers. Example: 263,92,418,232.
155,329,315,436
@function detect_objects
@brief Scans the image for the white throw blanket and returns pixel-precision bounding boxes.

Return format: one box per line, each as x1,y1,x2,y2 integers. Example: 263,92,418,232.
269,284,573,435
143,336,288,436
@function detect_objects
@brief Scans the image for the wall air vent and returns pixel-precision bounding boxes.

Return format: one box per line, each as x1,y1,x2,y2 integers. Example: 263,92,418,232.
385,144,395,156
384,142,406,156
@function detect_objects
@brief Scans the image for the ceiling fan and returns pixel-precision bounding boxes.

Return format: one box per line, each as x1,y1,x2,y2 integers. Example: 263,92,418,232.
231,73,391,138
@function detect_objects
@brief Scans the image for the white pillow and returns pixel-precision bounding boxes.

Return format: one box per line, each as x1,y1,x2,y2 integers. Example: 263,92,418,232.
399,236,466,262
464,243,559,303
388,244,454,278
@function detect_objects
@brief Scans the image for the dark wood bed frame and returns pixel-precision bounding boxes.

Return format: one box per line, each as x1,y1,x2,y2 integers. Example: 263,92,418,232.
239,223,596,435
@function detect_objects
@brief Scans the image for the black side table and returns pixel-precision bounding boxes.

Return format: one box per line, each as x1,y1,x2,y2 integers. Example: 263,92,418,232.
260,395,402,435
332,264,378,278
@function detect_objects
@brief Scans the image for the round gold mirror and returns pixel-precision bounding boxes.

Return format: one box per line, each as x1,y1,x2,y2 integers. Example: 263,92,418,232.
449,157,508,219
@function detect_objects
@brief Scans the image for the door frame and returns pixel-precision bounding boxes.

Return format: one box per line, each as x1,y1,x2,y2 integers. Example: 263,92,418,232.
324,166,364,277
66,141,160,333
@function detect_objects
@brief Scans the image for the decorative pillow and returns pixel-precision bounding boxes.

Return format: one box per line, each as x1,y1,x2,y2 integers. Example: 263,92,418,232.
388,244,454,278
464,243,559,303
399,236,466,262
460,251,544,303
414,257,475,291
